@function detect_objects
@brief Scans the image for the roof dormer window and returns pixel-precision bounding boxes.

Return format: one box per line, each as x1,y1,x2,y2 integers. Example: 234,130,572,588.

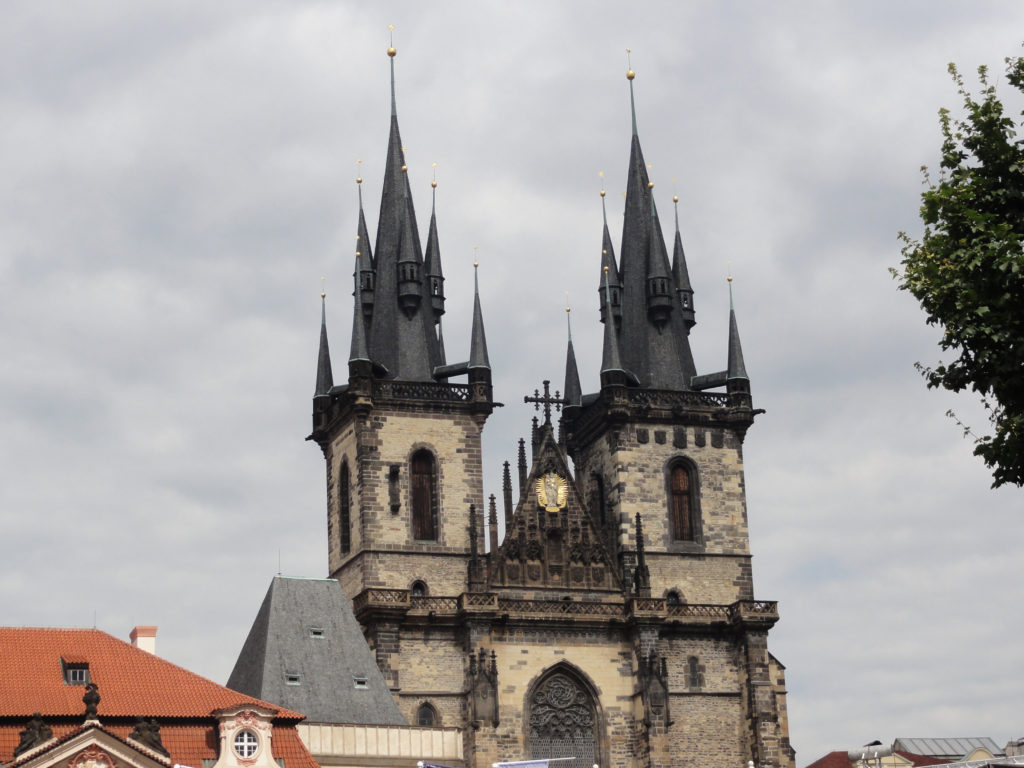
61,659,90,685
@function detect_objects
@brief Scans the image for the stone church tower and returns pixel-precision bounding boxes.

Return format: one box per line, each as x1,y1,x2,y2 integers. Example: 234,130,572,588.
308,46,794,768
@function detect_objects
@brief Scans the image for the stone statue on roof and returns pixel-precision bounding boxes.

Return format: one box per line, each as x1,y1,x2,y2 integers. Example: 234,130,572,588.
130,716,170,757
14,713,53,757
82,682,100,720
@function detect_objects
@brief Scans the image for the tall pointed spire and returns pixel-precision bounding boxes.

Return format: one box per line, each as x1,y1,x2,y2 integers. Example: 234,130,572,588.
727,277,748,382
356,171,376,321
424,168,446,322
315,280,334,397
367,36,441,380
349,259,370,364
614,59,696,390
563,299,582,409
645,186,673,330
597,179,622,328
671,194,695,330
468,259,490,370
600,266,625,383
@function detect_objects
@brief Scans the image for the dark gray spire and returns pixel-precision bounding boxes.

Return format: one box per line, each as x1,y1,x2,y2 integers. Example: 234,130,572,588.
367,47,442,381
468,264,490,370
600,268,625,380
424,182,446,321
727,280,748,381
615,70,696,390
502,460,513,533
356,182,375,321
645,195,673,330
563,308,582,409
598,192,622,327
315,292,334,397
349,265,370,364
671,197,695,330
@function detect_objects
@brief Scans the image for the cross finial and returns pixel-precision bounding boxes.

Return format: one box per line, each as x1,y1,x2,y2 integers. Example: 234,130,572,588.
523,380,567,425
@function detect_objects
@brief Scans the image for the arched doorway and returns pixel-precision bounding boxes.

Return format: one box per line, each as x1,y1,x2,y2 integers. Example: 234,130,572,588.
527,668,600,768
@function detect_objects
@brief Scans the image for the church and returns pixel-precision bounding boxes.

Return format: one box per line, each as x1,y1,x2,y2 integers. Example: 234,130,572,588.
249,41,794,768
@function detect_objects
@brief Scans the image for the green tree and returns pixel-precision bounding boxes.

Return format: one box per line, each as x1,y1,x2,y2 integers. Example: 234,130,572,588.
895,53,1024,488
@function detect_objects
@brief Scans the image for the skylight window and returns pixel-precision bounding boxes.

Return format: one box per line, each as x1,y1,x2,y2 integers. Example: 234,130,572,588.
353,676,368,689
308,628,325,639
285,673,301,686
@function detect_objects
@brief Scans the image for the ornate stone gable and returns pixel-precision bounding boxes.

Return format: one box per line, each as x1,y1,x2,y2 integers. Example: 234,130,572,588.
489,423,619,593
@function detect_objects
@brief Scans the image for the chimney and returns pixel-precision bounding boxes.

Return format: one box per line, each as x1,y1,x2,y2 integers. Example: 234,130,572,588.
130,625,157,655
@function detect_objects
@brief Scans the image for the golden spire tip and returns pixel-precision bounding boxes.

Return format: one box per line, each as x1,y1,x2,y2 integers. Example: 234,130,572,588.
320,275,326,298
626,47,634,80
387,24,396,56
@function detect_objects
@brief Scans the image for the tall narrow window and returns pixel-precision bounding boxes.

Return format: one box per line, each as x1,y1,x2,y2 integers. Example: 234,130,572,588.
688,656,702,689
411,450,438,540
670,462,695,541
339,460,351,554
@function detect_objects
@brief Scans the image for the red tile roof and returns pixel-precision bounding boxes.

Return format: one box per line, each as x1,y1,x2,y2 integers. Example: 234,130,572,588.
806,750,853,768
0,628,302,720
0,628,317,768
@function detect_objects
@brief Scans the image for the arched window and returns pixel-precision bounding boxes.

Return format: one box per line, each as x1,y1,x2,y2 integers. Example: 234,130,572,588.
666,590,682,607
339,460,351,554
528,670,599,768
417,702,437,727
411,450,438,540
668,460,698,542
411,580,428,597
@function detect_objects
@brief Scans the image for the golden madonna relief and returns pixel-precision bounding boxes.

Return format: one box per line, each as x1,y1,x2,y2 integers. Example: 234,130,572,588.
536,472,568,511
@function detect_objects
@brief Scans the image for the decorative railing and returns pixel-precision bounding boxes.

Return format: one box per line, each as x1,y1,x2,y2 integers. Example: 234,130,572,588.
373,381,471,402
409,596,458,613
730,600,779,620
497,599,623,617
358,590,777,626
666,603,732,620
352,588,410,614
628,389,732,409
460,593,499,609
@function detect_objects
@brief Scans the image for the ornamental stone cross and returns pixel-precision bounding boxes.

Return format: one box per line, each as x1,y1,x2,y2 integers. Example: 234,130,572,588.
523,380,567,424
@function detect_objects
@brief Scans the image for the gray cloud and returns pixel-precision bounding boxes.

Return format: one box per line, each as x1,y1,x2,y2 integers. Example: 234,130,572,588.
1,2,1022,764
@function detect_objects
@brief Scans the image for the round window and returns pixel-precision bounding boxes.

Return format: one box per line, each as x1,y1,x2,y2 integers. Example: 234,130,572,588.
233,730,259,759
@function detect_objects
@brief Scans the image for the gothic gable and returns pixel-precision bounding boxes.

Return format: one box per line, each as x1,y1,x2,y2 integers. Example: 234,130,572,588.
489,423,619,592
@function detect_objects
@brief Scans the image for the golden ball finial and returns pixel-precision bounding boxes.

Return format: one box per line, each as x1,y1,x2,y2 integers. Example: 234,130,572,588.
356,176,362,184
401,165,407,172
626,69,635,81
727,274,733,283
673,195,679,203
356,250,361,257
388,47,396,57
603,265,609,274
600,189,606,197
474,261,479,268
647,181,654,189
431,180,437,188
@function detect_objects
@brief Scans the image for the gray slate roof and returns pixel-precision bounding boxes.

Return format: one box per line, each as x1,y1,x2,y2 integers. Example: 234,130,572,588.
895,738,1005,760
226,576,407,726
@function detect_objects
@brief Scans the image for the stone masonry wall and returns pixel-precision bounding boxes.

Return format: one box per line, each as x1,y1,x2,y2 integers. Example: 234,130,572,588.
574,422,751,602
327,403,485,598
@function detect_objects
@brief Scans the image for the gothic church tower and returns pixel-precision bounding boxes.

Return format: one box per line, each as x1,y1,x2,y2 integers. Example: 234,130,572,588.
309,47,793,768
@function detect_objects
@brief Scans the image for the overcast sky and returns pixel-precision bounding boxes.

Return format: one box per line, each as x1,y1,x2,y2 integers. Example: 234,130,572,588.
1,2,1022,764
